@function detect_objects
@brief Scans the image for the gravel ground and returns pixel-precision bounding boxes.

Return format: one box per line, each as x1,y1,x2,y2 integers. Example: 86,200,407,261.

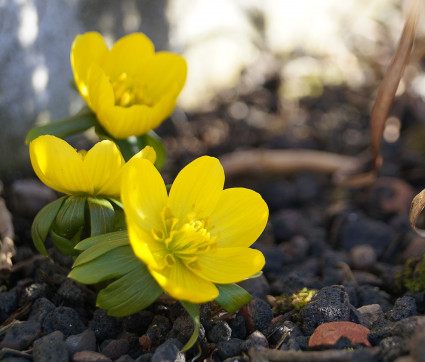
2,65,425,361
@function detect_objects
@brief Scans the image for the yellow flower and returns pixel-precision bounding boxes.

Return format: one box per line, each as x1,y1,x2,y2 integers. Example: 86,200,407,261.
71,32,187,139
30,135,156,197
122,156,268,303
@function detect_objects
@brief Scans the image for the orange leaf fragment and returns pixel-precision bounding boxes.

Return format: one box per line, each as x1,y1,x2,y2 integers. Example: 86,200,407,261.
308,321,371,348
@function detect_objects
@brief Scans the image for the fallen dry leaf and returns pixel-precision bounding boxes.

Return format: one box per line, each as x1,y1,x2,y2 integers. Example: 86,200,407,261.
308,321,371,348
410,188,425,237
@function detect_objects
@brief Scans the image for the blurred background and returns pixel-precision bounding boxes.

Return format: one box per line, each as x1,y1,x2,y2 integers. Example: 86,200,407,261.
0,0,424,182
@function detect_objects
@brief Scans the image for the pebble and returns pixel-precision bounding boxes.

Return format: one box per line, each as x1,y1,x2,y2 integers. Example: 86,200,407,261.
151,338,184,362
271,209,305,242
357,304,384,329
230,315,247,339
167,314,199,345
32,330,68,362
391,316,425,339
65,328,96,356
215,338,243,360
115,355,135,362
146,314,172,346
390,296,418,321
19,283,49,305
42,306,86,337
237,274,271,299
73,351,113,362
239,298,273,333
101,338,130,360
89,309,118,341
0,321,41,350
121,310,154,335
0,288,18,323
207,320,232,343
380,336,408,362
357,285,393,312
369,318,394,345
350,244,377,270
241,330,269,351
28,297,55,324
57,278,85,305
409,328,425,362
299,285,351,335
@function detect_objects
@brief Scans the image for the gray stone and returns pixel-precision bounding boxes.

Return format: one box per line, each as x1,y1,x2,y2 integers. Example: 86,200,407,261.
42,306,86,337
101,338,130,360
0,321,41,350
73,351,113,362
241,331,268,351
0,288,18,323
350,244,377,270
391,316,425,339
28,297,55,324
358,304,384,329
409,328,425,362
32,330,68,362
390,296,417,322
207,321,232,343
216,338,243,360
380,336,408,362
89,309,118,342
146,314,171,346
115,355,135,362
151,338,184,362
65,328,96,356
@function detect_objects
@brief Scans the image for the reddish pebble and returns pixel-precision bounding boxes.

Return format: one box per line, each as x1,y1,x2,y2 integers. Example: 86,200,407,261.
308,321,371,348
138,334,151,350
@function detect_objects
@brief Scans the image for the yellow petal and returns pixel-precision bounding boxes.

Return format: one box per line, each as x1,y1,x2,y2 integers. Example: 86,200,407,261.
209,188,269,248
193,247,265,284
168,156,224,219
82,140,125,197
149,260,218,303
29,135,92,195
121,158,168,267
85,63,115,113
71,32,108,102
103,33,155,79
137,52,187,103
126,146,157,168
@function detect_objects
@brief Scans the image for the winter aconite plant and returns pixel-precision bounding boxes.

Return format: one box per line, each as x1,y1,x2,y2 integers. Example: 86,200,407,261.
26,31,269,352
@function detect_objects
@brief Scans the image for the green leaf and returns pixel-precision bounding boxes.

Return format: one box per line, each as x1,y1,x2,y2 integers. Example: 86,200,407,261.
50,229,80,256
215,283,252,313
53,195,87,239
69,245,140,284
137,131,167,170
25,108,97,144
97,263,163,316
180,301,200,352
87,197,115,236
31,197,67,255
73,231,129,265
107,197,123,209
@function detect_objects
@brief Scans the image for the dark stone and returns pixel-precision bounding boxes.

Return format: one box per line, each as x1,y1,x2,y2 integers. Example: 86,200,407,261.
281,236,310,264
215,338,243,360
230,315,247,339
271,209,305,242
240,298,273,332
32,330,68,362
134,353,153,362
101,338,130,360
357,285,392,312
0,321,41,350
389,296,417,321
115,355,135,362
237,275,271,299
299,285,351,335
151,338,184,362
89,309,118,341
259,245,285,273
168,314,205,347
121,310,154,335
379,336,408,362
0,288,18,323
19,283,48,305
338,213,395,258
146,314,172,346
241,331,268,351
255,181,296,212
42,306,86,337
57,279,84,305
207,320,232,343
65,328,96,356
369,318,394,345
28,297,55,324
410,329,425,362
391,316,425,339
357,304,383,329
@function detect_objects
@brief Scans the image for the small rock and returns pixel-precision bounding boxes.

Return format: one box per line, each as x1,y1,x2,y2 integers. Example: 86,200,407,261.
308,321,371,348
146,315,172,346
390,296,417,321
350,245,377,270
101,339,130,360
32,330,68,362
241,331,269,351
357,285,392,312
271,209,305,242
380,336,407,362
168,314,201,346
391,316,425,339
215,338,243,360
42,306,86,337
19,283,49,305
89,309,118,341
237,275,271,299
369,318,394,345
115,355,135,362
207,321,232,343
230,315,247,339
151,338,184,362
122,310,154,335
0,321,41,350
281,236,310,264
409,328,425,362
57,279,84,304
28,297,55,324
65,329,96,356
358,304,384,329
73,351,113,362
239,298,273,333
351,271,383,286
401,236,425,263
299,285,351,335
0,288,18,323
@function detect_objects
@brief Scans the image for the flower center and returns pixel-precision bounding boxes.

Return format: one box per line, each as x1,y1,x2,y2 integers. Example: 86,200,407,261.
111,72,153,107
151,207,218,270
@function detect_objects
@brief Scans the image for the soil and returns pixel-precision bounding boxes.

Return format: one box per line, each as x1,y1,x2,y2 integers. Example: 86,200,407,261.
2,61,425,361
